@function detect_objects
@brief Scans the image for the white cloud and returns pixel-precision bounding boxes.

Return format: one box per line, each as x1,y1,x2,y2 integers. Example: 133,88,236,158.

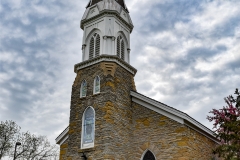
5,0,23,9
1,0,240,147
192,1,240,32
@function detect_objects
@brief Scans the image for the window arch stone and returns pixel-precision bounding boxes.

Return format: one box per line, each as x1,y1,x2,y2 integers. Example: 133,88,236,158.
81,106,95,149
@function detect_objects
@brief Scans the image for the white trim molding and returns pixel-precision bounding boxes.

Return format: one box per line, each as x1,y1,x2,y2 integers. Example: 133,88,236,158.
81,7,134,33
55,127,69,145
74,54,137,75
130,91,219,143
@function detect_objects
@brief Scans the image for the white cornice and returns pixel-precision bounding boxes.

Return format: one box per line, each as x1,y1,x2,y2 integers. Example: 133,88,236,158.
130,91,219,143
55,127,69,145
74,55,137,75
81,10,134,32
59,135,69,146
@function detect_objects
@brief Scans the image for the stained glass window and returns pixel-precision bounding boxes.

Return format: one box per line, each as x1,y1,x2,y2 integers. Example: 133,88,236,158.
80,80,87,98
81,107,95,149
94,76,100,94
143,150,155,160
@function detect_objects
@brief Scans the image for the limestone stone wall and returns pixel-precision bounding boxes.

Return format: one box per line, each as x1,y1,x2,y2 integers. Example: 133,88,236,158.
63,61,136,160
60,60,219,160
131,102,218,160
59,140,68,160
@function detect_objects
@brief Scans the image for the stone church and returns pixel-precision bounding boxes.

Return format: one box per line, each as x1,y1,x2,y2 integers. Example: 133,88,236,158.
56,0,219,159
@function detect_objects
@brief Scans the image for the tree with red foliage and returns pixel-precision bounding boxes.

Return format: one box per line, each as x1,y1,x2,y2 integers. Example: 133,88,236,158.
207,88,240,160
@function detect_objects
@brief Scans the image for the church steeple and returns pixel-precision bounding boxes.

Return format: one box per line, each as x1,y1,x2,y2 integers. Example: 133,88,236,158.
80,0,134,63
56,1,219,159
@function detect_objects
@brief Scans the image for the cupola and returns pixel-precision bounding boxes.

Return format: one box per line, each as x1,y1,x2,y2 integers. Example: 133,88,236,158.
80,0,134,64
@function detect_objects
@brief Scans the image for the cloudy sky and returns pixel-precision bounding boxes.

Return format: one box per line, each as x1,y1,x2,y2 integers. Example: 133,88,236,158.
1,0,240,145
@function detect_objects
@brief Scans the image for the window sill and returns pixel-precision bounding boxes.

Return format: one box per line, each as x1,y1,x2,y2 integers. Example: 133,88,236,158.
78,147,96,153
80,96,87,100
92,92,101,96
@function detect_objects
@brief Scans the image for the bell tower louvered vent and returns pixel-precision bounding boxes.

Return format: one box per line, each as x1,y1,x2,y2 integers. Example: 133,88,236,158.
88,33,100,60
89,37,94,59
95,34,100,57
116,35,125,61
117,37,120,58
121,40,125,60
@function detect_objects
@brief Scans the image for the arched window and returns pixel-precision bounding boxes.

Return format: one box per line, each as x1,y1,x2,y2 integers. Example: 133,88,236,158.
116,35,125,60
80,80,87,98
142,150,156,160
93,76,100,94
89,33,100,60
81,107,95,149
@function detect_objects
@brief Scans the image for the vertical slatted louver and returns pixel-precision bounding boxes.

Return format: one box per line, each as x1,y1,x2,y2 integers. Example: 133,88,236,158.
117,37,120,58
121,40,125,60
89,37,94,59
95,34,100,57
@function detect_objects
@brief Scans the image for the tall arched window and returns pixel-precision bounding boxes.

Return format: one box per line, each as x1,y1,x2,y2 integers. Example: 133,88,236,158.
81,107,95,149
116,35,125,60
93,76,100,94
80,80,87,98
142,150,156,160
89,33,100,60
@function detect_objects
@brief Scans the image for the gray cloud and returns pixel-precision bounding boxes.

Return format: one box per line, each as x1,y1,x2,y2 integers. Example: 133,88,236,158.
0,0,240,145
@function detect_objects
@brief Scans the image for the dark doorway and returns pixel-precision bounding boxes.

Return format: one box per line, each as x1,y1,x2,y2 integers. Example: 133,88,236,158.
143,150,155,160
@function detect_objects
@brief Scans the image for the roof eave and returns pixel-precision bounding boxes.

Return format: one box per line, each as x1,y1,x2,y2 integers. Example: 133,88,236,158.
55,127,69,145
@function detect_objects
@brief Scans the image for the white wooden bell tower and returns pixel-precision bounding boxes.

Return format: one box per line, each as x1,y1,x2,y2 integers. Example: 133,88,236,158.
80,0,134,63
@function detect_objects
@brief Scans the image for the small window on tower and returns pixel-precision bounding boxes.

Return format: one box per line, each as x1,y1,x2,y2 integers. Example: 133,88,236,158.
89,33,100,60
81,107,95,149
93,76,100,94
116,35,125,61
80,80,87,98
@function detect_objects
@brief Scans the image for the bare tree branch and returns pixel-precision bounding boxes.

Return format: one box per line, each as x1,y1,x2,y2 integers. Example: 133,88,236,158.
0,120,20,160
0,120,59,160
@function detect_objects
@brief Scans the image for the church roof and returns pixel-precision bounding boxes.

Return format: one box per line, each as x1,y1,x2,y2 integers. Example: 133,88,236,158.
86,0,129,12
